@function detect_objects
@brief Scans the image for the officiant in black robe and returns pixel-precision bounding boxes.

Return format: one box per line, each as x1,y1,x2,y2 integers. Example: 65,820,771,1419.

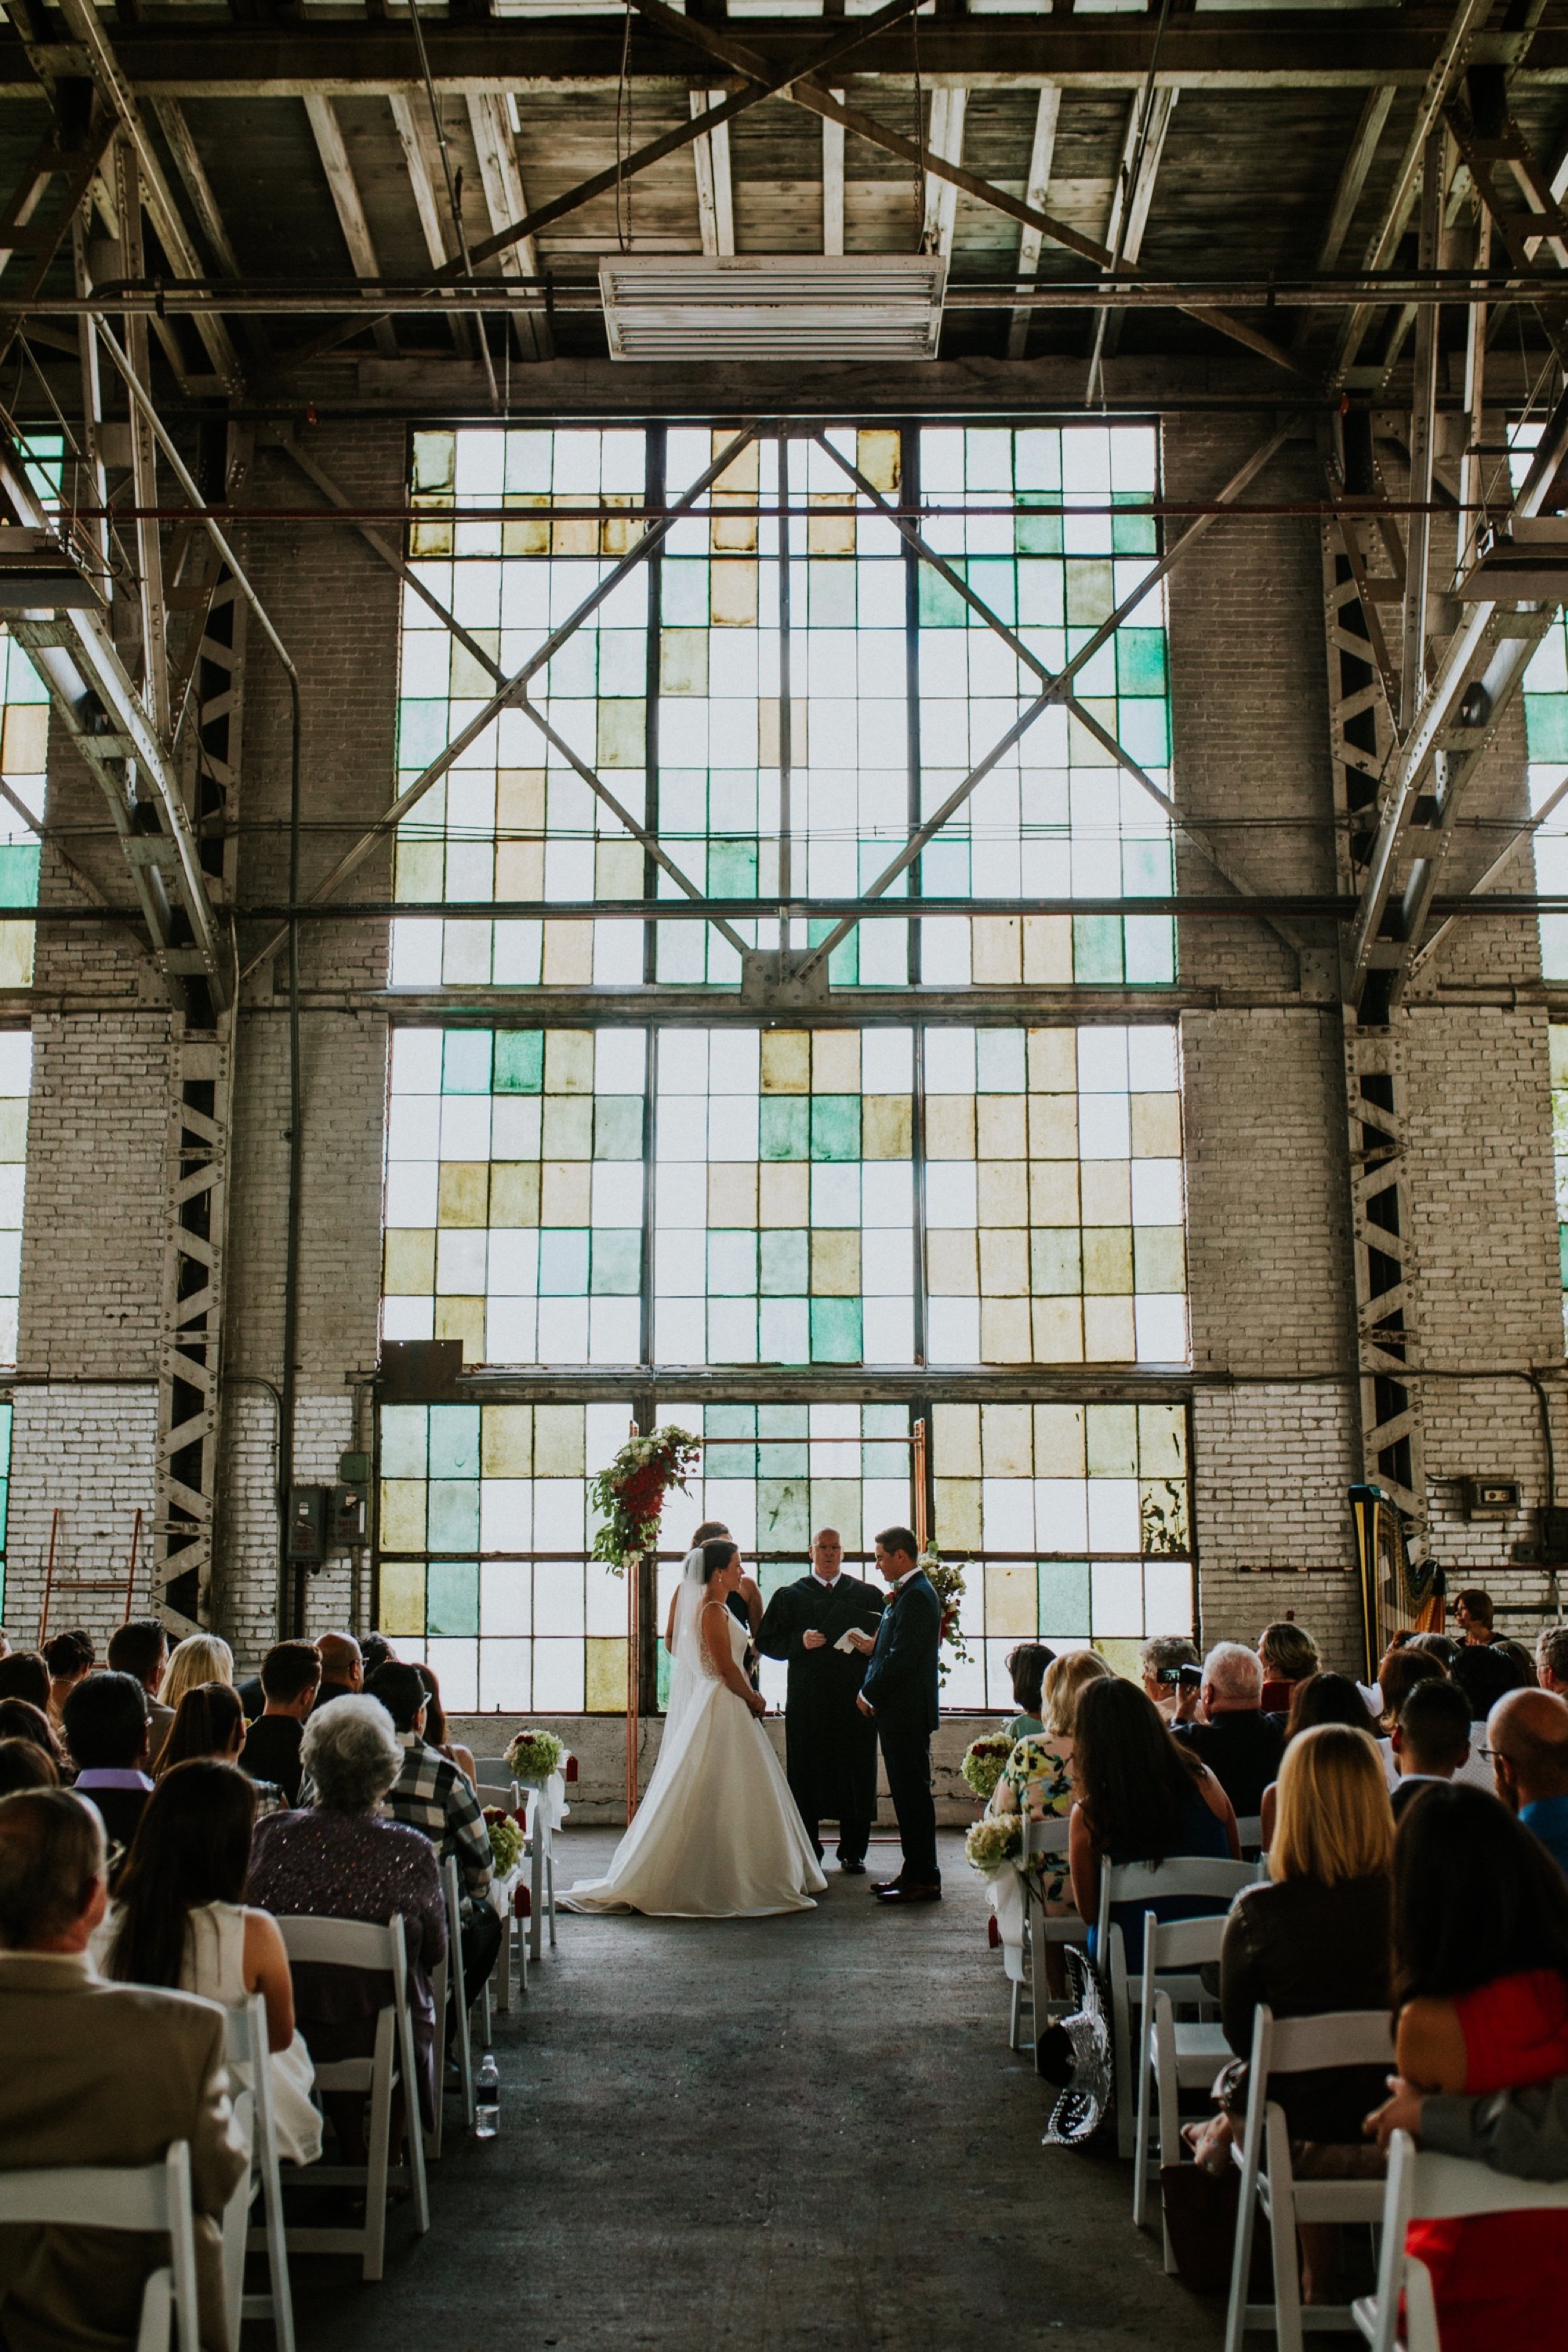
757,1527,885,1871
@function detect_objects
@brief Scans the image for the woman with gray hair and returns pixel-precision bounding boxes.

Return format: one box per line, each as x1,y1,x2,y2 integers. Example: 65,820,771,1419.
247,1693,446,2137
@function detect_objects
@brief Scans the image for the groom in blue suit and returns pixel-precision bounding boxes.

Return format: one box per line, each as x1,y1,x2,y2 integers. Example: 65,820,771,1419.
851,1526,942,1904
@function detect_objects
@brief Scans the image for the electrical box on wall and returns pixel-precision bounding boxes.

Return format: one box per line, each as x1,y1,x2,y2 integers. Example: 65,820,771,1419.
286,1486,327,1562
1462,1476,1522,1520
330,1485,365,1549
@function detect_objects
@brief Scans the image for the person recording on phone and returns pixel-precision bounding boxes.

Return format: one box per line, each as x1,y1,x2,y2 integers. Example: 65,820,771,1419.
1170,1640,1285,1817
1141,1635,1201,1725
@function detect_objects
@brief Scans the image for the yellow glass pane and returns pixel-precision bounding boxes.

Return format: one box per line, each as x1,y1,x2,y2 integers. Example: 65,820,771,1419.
1028,1094,1079,1157
985,1561,1037,1639
1032,1297,1084,1362
924,1095,976,1159
980,1298,1033,1363
545,1029,594,1093
979,1404,1033,1477
1134,1227,1186,1291
540,1160,591,1225
971,915,1021,985
1138,1404,1188,1475
1030,1161,1080,1225
1082,1229,1134,1293
597,700,646,769
551,496,597,557
807,496,855,557
759,1160,809,1225
533,1406,586,1476
978,1227,1029,1297
660,630,708,695
541,921,593,984
481,1404,533,1478
395,840,445,902
1022,916,1073,985
1034,1404,1087,1477
490,1163,541,1227
501,498,550,557
857,427,901,494
862,1094,912,1160
1140,1478,1189,1554
437,1163,490,1227
585,1636,629,1712
0,922,34,989
977,1095,1026,1160
1026,1029,1078,1092
1096,1639,1143,1684
712,433,760,492
379,1561,426,1639
926,1229,978,1295
1080,1162,1131,1223
810,1229,860,1297
810,1027,858,1094
977,1160,1027,1225
383,1229,436,1295
1087,1405,1138,1478
379,1481,428,1552
496,770,546,832
495,838,544,897
933,1401,981,1475
934,1477,981,1549
760,1031,811,1094
452,633,499,698
601,495,636,557
596,840,642,899
758,696,808,768
1131,1093,1182,1157
710,561,758,626
1083,1296,1135,1360
708,1162,758,1226
434,1295,485,1360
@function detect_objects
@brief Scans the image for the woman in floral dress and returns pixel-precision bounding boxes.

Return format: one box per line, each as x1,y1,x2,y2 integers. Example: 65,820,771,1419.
985,1650,1112,1956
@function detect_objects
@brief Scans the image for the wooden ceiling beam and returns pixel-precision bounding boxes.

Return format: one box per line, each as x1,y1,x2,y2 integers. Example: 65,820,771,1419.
303,92,398,357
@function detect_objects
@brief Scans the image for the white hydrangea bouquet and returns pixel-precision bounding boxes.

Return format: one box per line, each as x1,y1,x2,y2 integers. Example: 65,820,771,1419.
964,1815,1022,1878
505,1727,564,1781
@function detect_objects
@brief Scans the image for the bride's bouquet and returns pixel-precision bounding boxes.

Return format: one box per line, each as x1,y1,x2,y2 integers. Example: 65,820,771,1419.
964,1815,1022,1879
589,1425,703,1573
505,1726,565,1782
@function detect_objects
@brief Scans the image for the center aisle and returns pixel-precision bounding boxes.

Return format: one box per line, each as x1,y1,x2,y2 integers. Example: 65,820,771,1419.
292,1826,1224,2350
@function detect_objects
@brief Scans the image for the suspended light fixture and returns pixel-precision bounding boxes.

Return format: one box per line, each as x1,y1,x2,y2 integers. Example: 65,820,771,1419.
598,253,947,362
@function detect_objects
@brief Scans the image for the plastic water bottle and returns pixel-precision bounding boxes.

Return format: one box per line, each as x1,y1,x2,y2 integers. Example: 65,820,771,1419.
475,2052,499,2139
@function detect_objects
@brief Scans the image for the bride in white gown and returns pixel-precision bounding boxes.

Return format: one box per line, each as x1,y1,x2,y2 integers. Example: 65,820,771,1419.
563,1537,826,1918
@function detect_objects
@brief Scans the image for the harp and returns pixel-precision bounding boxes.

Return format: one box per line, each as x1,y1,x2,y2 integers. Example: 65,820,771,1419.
1349,1482,1446,1683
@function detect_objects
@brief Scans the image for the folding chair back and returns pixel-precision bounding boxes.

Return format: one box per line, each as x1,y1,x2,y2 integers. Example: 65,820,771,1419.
1352,2128,1568,2352
1136,1909,1232,2235
1224,2003,1394,2352
223,1994,296,2352
274,1912,430,2281
1097,1857,1256,2158
0,2141,199,2352
441,1850,477,2133
1003,1813,1079,2053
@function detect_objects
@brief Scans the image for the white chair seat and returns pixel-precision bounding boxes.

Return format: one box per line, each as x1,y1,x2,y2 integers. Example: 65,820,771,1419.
0,2143,199,2352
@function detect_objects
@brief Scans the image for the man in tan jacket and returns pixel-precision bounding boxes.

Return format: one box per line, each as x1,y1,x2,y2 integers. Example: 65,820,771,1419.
0,1788,249,2352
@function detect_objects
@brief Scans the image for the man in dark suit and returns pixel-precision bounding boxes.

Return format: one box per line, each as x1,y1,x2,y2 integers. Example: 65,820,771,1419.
851,1526,942,1904
757,1527,884,1874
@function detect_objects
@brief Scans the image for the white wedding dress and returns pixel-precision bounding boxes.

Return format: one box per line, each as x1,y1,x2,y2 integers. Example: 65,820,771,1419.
563,1577,826,1919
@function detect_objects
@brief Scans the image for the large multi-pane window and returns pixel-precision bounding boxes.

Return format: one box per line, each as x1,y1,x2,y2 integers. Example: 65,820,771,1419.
378,418,1193,1708
1553,1026,1568,1346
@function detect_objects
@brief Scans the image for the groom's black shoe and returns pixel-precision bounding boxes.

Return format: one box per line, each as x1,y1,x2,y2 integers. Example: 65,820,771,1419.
874,1879,942,1904
839,1858,866,1875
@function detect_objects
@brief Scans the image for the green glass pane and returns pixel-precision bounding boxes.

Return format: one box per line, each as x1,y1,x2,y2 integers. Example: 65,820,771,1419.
918,564,967,627
1120,698,1170,768
0,844,39,909
442,1032,492,1094
757,1440,808,1479
398,701,449,766
810,1297,862,1363
708,837,758,898
1111,499,1158,556
705,1405,757,1438
1116,630,1167,696
757,1405,808,1439
863,1403,907,1439
757,1563,797,1602
1526,695,1568,760
757,1478,811,1549
0,1476,10,1548
428,1404,481,1478
810,1095,860,1162
1015,500,1064,557
1031,1230,1083,1295
760,1228,808,1294
0,1399,12,1445
706,1442,756,1479
1124,835,1174,895
826,930,860,988
380,1405,429,1479
1038,1559,1091,1635
1073,915,1124,983
593,1096,644,1160
494,1033,544,1094
760,1097,809,1160
590,1229,642,1294
427,1479,480,1551
427,1559,480,1637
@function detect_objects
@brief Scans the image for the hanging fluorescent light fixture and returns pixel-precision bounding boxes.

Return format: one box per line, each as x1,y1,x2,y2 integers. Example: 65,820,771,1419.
598,253,947,362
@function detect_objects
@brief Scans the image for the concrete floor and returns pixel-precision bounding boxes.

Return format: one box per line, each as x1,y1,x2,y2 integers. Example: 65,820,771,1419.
288,1827,1227,2352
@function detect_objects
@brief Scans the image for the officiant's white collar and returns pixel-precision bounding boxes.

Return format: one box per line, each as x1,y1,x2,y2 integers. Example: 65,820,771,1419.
811,1570,840,1589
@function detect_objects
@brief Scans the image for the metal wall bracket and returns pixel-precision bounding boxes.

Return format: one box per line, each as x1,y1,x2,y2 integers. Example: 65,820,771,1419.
738,946,832,1008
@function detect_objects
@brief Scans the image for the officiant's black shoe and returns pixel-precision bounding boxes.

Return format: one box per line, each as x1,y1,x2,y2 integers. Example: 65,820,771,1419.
874,1879,942,1904
839,1858,866,1875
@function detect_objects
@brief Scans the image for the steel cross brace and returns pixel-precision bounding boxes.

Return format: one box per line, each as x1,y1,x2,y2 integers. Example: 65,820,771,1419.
796,419,1303,980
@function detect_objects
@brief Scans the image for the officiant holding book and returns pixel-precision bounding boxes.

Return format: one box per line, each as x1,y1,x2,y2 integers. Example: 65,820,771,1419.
756,1528,884,1874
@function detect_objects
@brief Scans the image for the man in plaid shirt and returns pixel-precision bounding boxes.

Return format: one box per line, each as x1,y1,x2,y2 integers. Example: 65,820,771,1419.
366,1661,501,2020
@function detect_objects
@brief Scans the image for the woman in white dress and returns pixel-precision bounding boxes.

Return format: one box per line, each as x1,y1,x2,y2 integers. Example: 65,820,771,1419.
95,1756,323,2164
564,1538,826,1918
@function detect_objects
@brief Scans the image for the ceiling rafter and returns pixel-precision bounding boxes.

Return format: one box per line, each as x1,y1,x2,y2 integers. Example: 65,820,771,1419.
303,93,398,358
466,90,551,359
1007,85,1061,360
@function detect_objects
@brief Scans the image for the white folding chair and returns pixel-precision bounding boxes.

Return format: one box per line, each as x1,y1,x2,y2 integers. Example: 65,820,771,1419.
1223,2004,1393,2352
1098,1857,1257,2158
1352,2126,1568,2352
0,2140,200,2352
437,1851,477,2143
1234,1814,1265,1853
1134,1909,1233,2251
223,1994,296,2352
1005,1814,1085,2055
274,1914,430,2282
518,1776,561,1964
474,1762,528,2005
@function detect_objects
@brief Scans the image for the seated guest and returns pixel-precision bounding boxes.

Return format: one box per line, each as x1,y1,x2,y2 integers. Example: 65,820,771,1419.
248,1693,445,2136
0,1735,56,1792
1377,1783,1568,2350
1258,1671,1376,1849
1450,1588,1528,1720
1171,1640,1285,1817
100,1759,323,2165
154,1683,274,1802
1406,1631,1462,1670
1391,1679,1475,1815
1536,1625,1568,1699
1141,1633,1200,1724
1196,1725,1393,2299
61,1669,154,1885
1374,1646,1449,1782
1257,1620,1320,1715
42,1629,94,1732
360,1632,396,1678
367,1661,498,2017
1000,1642,1055,1741
985,1650,1110,1964
313,1629,363,1709
0,1650,49,1712
241,1639,321,1806
157,1636,235,1765
0,1697,67,1777
107,1617,173,1752
0,1789,248,2351
1068,1675,1238,1969
1488,1688,1568,1876
413,1663,477,1788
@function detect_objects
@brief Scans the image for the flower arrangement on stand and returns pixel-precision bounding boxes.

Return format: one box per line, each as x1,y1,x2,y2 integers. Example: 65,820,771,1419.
483,1806,525,1876
960,1733,1015,1806
918,1541,969,1685
964,1815,1022,1878
505,1727,565,1782
589,1425,703,1572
